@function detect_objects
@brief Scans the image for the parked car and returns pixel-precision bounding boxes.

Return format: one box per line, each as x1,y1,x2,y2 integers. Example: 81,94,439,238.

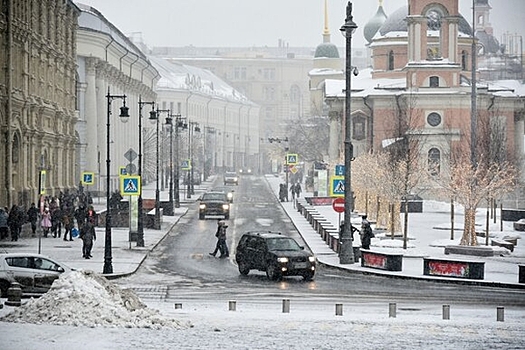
198,191,231,220
213,186,235,203
223,171,239,185
0,253,73,297
235,231,316,281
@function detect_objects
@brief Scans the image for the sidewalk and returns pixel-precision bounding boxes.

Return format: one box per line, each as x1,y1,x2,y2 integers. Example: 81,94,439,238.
266,174,525,289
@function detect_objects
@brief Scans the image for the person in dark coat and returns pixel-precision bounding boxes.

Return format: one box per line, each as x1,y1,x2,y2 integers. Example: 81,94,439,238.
360,215,374,250
27,203,39,237
80,206,97,259
0,207,9,240
7,205,23,241
209,220,229,258
74,204,87,230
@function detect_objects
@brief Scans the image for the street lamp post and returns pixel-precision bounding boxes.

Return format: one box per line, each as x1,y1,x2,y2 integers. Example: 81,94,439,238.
137,97,156,247
164,114,174,216
339,1,357,264
186,122,200,198
174,115,187,208
104,88,130,274
151,108,170,230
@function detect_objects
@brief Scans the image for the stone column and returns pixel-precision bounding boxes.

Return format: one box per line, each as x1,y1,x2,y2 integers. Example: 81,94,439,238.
85,57,98,174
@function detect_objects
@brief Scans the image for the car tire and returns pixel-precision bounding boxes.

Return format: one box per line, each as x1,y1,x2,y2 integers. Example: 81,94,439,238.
266,262,282,281
224,214,230,220
0,279,10,298
302,272,315,281
199,213,205,220
238,261,250,276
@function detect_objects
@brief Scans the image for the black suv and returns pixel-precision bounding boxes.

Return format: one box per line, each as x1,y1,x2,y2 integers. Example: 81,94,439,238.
235,232,316,281
198,191,230,220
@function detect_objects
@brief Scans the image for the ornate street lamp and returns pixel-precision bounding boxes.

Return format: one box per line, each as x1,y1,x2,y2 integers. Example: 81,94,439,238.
339,1,358,264
137,97,156,246
174,114,187,208
150,108,170,229
164,114,174,216
104,88,130,274
186,121,200,198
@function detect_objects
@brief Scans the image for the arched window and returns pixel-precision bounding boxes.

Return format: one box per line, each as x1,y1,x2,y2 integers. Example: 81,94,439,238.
12,134,20,164
428,148,441,175
461,51,468,71
290,85,300,103
388,50,394,71
429,76,439,88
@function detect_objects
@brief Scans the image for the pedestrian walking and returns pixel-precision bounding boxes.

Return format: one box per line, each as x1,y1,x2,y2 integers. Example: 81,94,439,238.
360,215,374,250
27,203,39,237
209,220,229,258
289,183,296,201
49,197,62,238
74,204,87,230
279,184,286,202
80,206,97,259
41,208,52,237
0,207,8,240
62,209,74,241
294,182,302,198
7,205,23,241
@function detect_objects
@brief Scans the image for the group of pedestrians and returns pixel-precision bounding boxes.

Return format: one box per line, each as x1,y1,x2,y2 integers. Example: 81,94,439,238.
278,182,302,202
338,214,375,250
1,189,97,259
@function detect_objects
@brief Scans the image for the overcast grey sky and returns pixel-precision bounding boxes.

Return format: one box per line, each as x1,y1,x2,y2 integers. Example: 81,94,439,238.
77,0,525,49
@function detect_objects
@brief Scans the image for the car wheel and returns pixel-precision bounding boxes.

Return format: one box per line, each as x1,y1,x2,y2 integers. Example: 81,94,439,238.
302,272,315,281
266,262,282,281
0,279,10,298
224,214,230,220
238,261,250,276
199,213,205,220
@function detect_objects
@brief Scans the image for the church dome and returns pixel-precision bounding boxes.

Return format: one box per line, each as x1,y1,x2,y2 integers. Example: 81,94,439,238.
378,6,473,38
314,42,340,59
364,3,388,44
476,30,500,54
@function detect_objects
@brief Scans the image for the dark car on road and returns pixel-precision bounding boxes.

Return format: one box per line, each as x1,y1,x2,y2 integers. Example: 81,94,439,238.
213,186,234,203
198,191,231,220
235,231,316,281
0,253,72,297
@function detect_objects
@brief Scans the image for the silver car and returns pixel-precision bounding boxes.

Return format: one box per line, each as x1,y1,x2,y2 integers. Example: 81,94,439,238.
0,253,72,297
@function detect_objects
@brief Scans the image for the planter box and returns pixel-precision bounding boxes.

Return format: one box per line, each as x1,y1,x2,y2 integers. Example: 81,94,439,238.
361,251,403,271
423,257,485,280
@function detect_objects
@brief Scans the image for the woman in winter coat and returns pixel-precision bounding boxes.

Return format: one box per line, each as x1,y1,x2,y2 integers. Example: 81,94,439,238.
41,208,52,238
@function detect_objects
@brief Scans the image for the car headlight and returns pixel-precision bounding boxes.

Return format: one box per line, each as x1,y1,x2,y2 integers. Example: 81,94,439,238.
227,193,233,199
277,257,289,263
199,204,206,210
222,204,230,210
234,177,238,182
308,256,316,263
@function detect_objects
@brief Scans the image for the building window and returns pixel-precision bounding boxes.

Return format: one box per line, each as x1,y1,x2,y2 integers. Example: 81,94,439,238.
428,148,440,175
12,134,20,164
429,76,439,88
461,51,468,70
263,68,275,81
427,112,442,127
234,67,246,80
290,85,300,103
388,50,394,71
352,115,366,141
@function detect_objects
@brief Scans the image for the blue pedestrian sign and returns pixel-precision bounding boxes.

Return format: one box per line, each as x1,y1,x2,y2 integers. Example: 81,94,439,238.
335,164,345,176
286,153,298,165
181,159,191,170
329,176,345,197
82,172,94,185
120,176,141,196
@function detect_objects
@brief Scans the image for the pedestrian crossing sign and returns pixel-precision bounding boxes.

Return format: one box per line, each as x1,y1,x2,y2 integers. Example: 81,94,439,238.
329,176,345,197
286,153,298,165
82,172,95,185
181,159,191,170
120,175,141,196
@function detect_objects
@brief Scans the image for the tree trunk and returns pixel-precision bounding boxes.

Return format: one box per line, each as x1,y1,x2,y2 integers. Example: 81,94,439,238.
460,208,478,246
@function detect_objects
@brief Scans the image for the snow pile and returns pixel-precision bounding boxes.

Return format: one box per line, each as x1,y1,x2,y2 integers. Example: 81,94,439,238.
0,270,191,329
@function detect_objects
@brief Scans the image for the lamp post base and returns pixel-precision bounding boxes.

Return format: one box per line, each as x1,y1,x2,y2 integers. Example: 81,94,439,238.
339,238,355,264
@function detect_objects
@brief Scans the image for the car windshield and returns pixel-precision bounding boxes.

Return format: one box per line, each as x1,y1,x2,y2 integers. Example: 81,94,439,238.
202,193,227,201
225,172,236,177
266,238,301,251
